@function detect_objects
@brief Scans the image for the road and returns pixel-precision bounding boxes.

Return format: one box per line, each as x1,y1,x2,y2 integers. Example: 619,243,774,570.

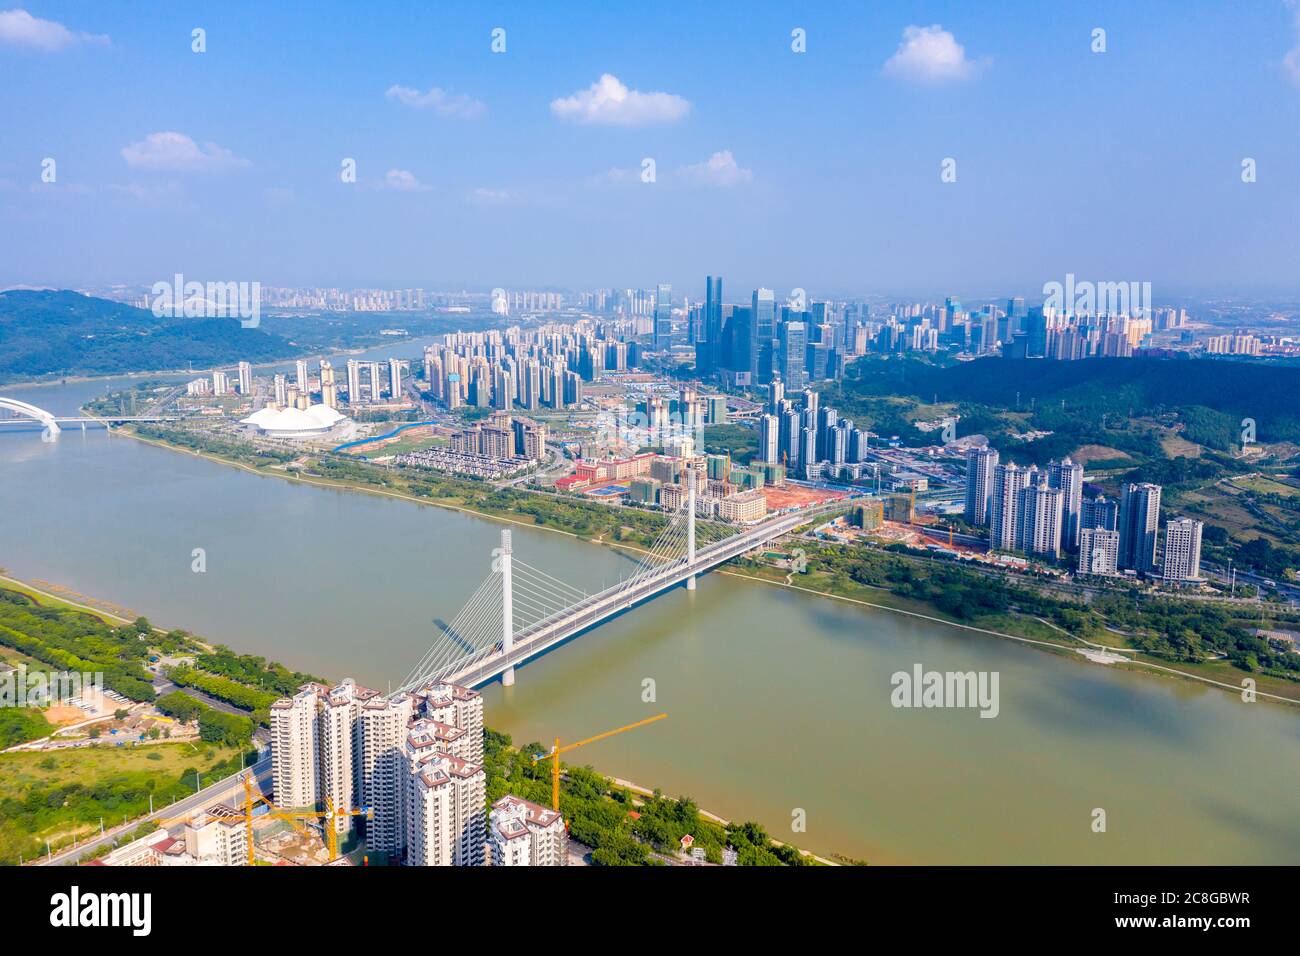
150,678,251,717
35,754,272,867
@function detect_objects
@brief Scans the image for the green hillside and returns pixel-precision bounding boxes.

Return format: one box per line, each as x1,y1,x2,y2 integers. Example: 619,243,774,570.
836,355,1300,445
0,289,296,382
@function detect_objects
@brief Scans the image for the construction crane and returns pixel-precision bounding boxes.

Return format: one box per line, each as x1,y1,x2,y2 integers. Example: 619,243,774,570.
532,713,668,812
155,772,370,865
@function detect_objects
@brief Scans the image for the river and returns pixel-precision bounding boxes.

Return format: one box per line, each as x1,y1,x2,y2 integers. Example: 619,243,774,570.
1,375,1297,864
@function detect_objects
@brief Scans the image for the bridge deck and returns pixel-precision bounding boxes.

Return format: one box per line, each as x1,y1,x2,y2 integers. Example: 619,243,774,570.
440,501,846,688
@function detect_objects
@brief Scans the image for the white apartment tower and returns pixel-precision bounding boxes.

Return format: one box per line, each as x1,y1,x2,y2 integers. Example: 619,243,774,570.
989,462,1028,551
269,686,322,810
1017,483,1064,559
964,447,1000,527
1162,517,1204,583
319,679,374,835
404,751,486,867
1047,457,1084,550
389,357,404,399
1077,528,1120,576
359,694,415,860
489,795,568,866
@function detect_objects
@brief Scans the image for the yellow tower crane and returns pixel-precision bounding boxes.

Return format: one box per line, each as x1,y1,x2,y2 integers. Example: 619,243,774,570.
155,772,371,865
531,713,668,812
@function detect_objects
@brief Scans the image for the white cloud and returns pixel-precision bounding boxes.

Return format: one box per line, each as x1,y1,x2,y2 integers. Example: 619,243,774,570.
383,169,430,192
551,74,691,126
678,150,752,187
883,25,985,83
0,8,108,50
469,187,511,203
121,132,250,172
385,85,486,119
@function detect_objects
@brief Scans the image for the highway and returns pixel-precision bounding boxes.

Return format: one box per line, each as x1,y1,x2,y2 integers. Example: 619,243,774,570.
35,753,272,867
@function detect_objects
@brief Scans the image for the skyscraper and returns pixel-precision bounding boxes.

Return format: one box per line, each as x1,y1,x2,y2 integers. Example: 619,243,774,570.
751,288,776,383
1119,482,1162,573
759,413,780,464
964,447,1000,527
778,321,808,390
653,283,673,350
698,275,723,373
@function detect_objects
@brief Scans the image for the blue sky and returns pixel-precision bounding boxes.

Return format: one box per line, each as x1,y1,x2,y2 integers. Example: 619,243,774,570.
2,1,1300,299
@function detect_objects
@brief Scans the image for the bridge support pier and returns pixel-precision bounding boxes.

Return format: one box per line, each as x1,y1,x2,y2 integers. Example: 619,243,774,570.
499,529,515,687
686,466,697,591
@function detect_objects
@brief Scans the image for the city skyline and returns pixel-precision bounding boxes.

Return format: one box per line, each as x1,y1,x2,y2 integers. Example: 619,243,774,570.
4,1,1300,294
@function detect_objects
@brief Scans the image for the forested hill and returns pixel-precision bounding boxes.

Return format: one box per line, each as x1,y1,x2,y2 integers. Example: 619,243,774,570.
0,290,296,382
837,355,1300,445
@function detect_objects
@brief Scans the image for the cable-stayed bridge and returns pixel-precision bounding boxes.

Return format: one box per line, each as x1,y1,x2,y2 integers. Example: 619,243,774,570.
401,477,852,691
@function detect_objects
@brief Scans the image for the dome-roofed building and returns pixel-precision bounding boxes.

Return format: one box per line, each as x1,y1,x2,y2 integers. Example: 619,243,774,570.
240,404,348,437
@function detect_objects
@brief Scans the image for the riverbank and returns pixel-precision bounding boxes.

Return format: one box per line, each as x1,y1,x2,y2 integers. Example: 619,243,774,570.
719,568,1300,706
0,569,828,866
116,425,1300,707
7,412,1299,864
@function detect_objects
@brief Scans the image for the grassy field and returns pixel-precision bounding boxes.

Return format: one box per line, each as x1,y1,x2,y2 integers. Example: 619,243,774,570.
0,741,241,864
1231,475,1300,498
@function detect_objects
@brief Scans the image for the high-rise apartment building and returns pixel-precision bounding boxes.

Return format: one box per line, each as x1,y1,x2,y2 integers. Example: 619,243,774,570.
990,463,1029,551
269,686,324,810
1046,457,1084,550
405,751,486,867
359,694,416,860
1078,528,1120,576
1162,517,1203,583
318,680,371,835
1017,483,1064,558
1119,483,1162,573
346,359,362,403
964,447,1000,527
388,357,404,399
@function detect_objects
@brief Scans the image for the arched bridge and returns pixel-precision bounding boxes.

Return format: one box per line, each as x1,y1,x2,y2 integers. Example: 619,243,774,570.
0,396,62,438
0,396,173,440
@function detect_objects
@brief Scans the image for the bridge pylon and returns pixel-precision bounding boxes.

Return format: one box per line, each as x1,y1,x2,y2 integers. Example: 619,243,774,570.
499,529,515,687
686,466,697,591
